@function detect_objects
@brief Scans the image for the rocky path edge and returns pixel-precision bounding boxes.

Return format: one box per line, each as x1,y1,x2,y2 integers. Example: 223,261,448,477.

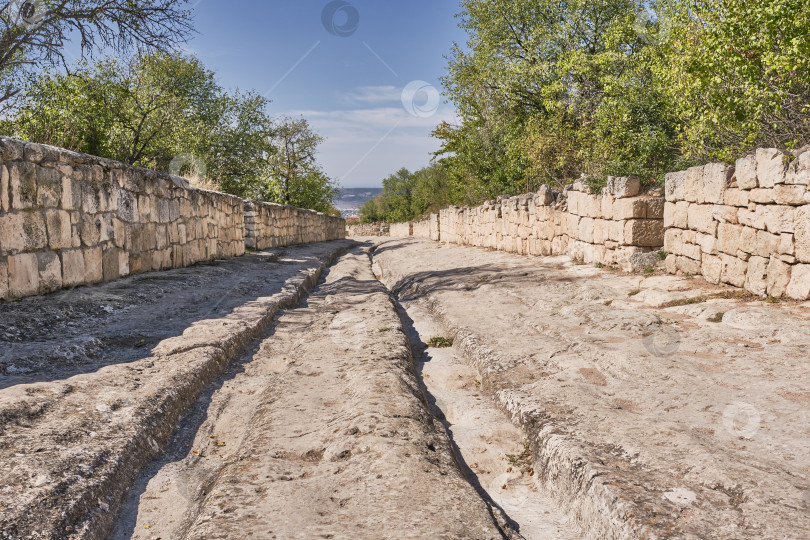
0,241,353,539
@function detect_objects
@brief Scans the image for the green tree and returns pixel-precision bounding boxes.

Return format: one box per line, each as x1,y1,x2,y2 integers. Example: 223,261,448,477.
0,0,193,108
660,0,810,160
437,0,679,196
265,117,339,213
358,164,453,223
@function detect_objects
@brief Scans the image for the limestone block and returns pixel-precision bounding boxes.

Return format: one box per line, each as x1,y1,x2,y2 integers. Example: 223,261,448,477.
0,258,7,299
607,176,641,198
794,205,810,262
537,185,554,206
592,219,607,245
8,252,38,298
665,254,678,274
585,194,602,218
9,161,36,209
624,220,664,247
779,234,795,256
773,184,806,205
0,211,47,254
665,170,686,202
600,193,614,219
700,163,734,204
646,198,665,219
45,209,72,250
785,264,810,300
724,188,750,207
759,205,795,234
83,247,103,283
754,230,780,258
687,204,717,235
766,256,791,297
745,256,769,296
757,148,787,187
711,205,738,224
36,166,62,208
735,154,758,190
739,226,757,254
697,232,717,255
613,198,647,220
683,167,703,203
748,189,775,204
717,223,742,255
720,254,748,288
702,254,722,284
786,150,810,185
676,255,701,276
737,250,751,262
24,142,57,163
37,251,62,293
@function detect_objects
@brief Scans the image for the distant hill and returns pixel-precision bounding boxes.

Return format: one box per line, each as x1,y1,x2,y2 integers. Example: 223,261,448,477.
335,187,382,218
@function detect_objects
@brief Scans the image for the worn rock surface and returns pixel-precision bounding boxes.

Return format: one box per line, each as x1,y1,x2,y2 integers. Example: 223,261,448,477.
373,237,810,539
0,241,353,538
112,246,509,539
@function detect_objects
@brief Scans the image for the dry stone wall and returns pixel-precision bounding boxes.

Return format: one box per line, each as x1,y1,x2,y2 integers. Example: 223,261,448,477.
0,138,345,301
389,222,412,237
346,222,390,237
243,202,344,250
410,180,665,271
664,147,810,300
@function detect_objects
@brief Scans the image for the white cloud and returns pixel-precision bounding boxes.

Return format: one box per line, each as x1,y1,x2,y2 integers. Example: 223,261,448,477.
342,85,402,104
280,97,460,187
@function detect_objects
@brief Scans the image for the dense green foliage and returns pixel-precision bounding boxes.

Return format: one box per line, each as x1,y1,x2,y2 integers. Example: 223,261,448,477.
661,0,810,161
2,53,339,213
427,0,810,206
358,165,453,223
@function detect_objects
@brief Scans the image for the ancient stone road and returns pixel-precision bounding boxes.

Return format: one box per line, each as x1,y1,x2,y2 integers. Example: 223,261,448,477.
374,237,810,539
1,237,809,539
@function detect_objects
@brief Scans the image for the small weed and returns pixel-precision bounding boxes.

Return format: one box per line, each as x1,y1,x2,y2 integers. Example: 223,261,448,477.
427,336,454,348
644,266,656,275
684,273,694,279
658,250,668,261
628,289,641,297
595,263,604,269
505,440,534,475
378,327,392,333
660,290,755,308
245,247,255,254
766,296,781,304
708,312,725,323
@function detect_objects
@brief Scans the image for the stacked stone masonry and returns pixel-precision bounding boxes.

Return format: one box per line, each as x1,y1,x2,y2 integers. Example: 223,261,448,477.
665,147,810,300
0,138,346,301
243,201,344,250
399,180,665,272
346,222,390,237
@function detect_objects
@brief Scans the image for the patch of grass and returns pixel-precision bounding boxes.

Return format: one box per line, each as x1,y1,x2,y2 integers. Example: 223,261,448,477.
660,290,756,308
708,312,725,323
244,247,255,254
378,327,392,333
505,440,535,476
427,336,454,348
644,266,656,275
628,289,641,297
766,296,782,304
658,250,668,261
685,273,694,279
595,262,604,269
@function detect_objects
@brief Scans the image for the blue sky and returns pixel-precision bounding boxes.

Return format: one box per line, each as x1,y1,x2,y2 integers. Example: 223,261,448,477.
184,0,466,188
